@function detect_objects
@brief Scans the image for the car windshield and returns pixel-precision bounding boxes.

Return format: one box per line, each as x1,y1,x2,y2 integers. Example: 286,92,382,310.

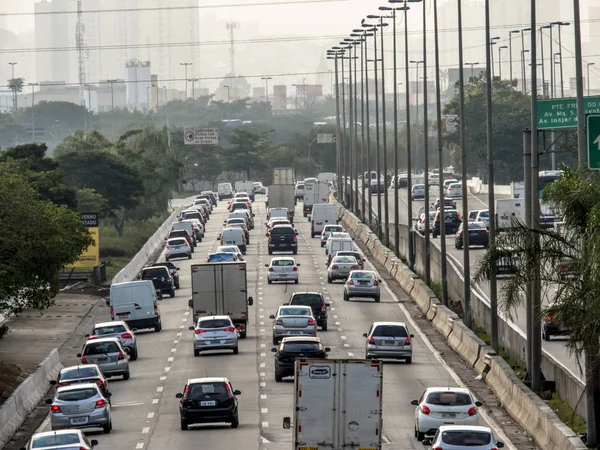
333,257,357,264
141,268,168,278
84,341,120,355
187,382,227,399
290,294,323,307
170,230,188,237
426,391,472,406
272,259,294,267
372,325,407,337
468,222,487,230
60,367,99,380
57,387,98,402
441,430,491,446
282,342,321,352
441,211,459,220
271,227,294,235
208,254,235,262
198,319,231,329
93,325,127,335
279,308,311,316
169,239,187,246
228,219,244,224
350,271,375,279
32,434,81,447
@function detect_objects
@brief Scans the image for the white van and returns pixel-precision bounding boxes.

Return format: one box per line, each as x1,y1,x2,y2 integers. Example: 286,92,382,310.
220,227,247,254
171,222,197,246
109,280,162,332
327,238,354,265
311,203,338,237
218,182,234,200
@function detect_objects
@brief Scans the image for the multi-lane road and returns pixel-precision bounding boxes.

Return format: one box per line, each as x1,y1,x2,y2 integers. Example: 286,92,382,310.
370,184,581,378
30,194,520,450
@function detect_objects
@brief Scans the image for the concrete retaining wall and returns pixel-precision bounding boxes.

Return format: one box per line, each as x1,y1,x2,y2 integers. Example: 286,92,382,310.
0,349,63,448
337,203,587,450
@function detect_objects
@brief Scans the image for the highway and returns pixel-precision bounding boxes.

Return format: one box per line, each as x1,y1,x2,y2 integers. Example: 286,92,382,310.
371,185,581,378
31,194,518,450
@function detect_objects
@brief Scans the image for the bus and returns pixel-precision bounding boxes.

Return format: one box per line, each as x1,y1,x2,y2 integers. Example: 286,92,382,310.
538,170,563,227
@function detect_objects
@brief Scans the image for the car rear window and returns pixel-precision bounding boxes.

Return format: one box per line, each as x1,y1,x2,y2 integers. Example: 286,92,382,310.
426,391,472,406
271,227,294,235
60,367,99,381
290,294,323,307
208,254,235,262
142,268,168,278
441,430,491,445
373,325,407,337
187,382,227,399
57,387,98,401
272,259,294,267
350,271,375,279
324,226,343,233
198,319,231,328
170,230,188,236
169,238,187,246
280,308,311,316
32,434,81,447
283,342,321,352
468,222,487,230
441,211,459,220
478,211,489,218
333,256,357,264
93,325,127,335
84,341,120,355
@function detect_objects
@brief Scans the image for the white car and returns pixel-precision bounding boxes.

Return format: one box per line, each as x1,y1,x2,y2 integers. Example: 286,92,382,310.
325,232,352,255
446,182,462,198
216,245,244,260
411,387,482,441
320,224,344,247
165,237,192,261
423,425,505,449
265,257,300,284
253,181,266,194
23,430,99,450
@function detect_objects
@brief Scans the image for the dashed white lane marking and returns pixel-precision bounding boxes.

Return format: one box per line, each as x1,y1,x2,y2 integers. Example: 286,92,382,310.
156,387,164,393
333,315,338,319
259,301,263,305
135,443,144,449
179,325,184,329
259,308,264,311
262,422,269,428
344,343,350,347
261,394,267,399
259,321,264,325
260,362,265,368
260,328,265,333
176,332,182,337
348,352,354,357
142,427,150,434
147,412,155,419
173,340,179,344
338,328,343,332
261,408,268,413
259,315,264,319
260,382,266,387
340,335,346,340
261,352,266,357
170,348,177,353
167,357,174,362
181,318,186,322
160,376,166,381
335,321,341,325
260,372,266,377
152,399,159,404
164,367,171,372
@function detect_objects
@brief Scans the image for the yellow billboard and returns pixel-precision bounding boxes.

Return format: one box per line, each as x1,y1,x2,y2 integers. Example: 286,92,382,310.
66,213,100,268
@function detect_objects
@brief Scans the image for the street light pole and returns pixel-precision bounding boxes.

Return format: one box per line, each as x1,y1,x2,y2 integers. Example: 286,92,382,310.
361,26,374,227
180,62,192,99
9,62,17,111
29,82,39,140
163,86,171,148
224,85,231,121
555,22,570,98
539,27,547,96
189,78,199,100
587,63,595,96
521,28,531,93
262,77,272,104
108,79,118,111
343,39,355,211
465,62,480,82
421,0,431,287
574,0,586,165
509,30,520,86
370,26,383,239
498,46,508,79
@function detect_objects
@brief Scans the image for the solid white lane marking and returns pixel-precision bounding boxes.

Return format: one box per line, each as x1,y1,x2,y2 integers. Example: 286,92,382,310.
142,427,150,434
157,387,163,392
152,399,159,404
147,412,155,419
34,415,50,433
167,357,174,362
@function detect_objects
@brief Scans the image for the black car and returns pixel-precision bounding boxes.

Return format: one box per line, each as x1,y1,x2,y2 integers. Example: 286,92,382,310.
140,266,175,298
268,225,298,255
152,261,181,289
542,316,570,341
201,191,218,206
288,292,329,330
176,377,240,430
455,221,489,249
434,198,457,209
51,365,110,400
271,337,330,382
432,209,461,238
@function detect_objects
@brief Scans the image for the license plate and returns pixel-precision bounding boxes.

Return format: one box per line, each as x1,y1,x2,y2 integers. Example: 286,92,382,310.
316,222,323,225
96,357,108,362
173,245,183,249
442,413,456,418
226,241,235,244
200,400,216,406
70,417,88,425
279,274,288,277
384,340,395,345
117,313,130,318
300,447,318,450
289,331,303,335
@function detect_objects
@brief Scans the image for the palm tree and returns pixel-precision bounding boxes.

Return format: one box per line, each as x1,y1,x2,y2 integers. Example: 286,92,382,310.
7,77,24,110
474,166,600,446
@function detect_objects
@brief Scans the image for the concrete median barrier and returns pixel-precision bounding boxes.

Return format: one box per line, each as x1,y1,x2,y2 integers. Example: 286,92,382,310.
0,349,62,448
430,304,459,339
485,355,587,450
394,265,417,297
412,280,439,317
446,320,491,369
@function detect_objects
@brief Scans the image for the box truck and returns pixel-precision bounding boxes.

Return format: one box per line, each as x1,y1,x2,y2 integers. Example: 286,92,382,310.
273,168,295,185
303,181,330,218
188,262,253,338
283,359,383,450
496,198,525,231
267,184,296,223
235,181,255,201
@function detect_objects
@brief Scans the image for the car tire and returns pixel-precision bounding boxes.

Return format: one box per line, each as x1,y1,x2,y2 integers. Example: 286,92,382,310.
233,346,239,355
188,254,192,259
294,279,298,284
406,357,412,364
231,413,239,428
268,249,273,255
175,281,180,289
180,418,188,431
343,291,349,301
239,331,247,339
194,349,200,357
170,288,176,298
130,347,138,361
273,336,278,345
321,321,328,331
292,249,297,255
275,373,283,382
268,279,272,284
103,421,112,434
165,256,169,261
327,275,332,284
123,370,130,380
374,295,381,303
321,242,325,247
416,429,425,441
543,329,551,341
155,321,162,332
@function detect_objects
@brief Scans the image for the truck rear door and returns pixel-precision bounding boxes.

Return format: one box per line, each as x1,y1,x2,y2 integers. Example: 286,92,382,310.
222,263,248,322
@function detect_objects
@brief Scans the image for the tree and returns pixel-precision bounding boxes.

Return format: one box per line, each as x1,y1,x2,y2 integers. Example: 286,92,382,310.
7,77,24,96
223,129,272,179
474,166,600,445
53,130,113,158
0,173,93,338
75,188,109,213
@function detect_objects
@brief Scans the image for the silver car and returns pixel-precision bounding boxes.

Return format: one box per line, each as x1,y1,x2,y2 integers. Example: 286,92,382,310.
189,315,239,356
364,321,413,362
77,337,130,380
87,320,138,360
424,425,504,449
343,270,382,302
270,305,317,344
47,383,112,433
327,255,359,283
165,237,192,261
22,430,99,450
320,224,344,247
336,251,366,270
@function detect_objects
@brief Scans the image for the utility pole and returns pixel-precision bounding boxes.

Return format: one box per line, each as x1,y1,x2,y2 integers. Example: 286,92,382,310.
9,62,17,111
29,83,39,140
189,78,199,100
108,79,118,111
180,62,192,99
422,0,431,287
262,77,272,104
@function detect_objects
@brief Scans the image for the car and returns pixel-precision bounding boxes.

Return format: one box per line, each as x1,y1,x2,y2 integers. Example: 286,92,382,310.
47,383,112,433
267,224,298,255
165,237,192,261
194,197,212,213
446,182,463,198
176,377,241,430
86,320,139,360
475,209,490,227
363,321,413,362
411,184,425,200
295,182,305,200
226,218,250,243
320,224,344,247
189,315,239,356
492,247,520,278
434,197,457,209
77,337,130,380
271,336,330,382
542,315,571,341
325,231,352,255
201,190,218,206
181,218,204,241
287,292,329,330
168,229,195,250
152,261,181,289
51,364,110,399
411,387,483,441
140,265,176,298
253,181,266,194
21,430,99,450
216,245,243,261
265,257,300,284
343,270,381,302
432,209,461,238
443,178,459,194
327,255,359,283
423,425,504,449
416,211,436,234
335,250,366,270
207,252,238,263
230,201,252,214
270,305,316,344
266,218,291,236
455,221,489,249
182,209,206,227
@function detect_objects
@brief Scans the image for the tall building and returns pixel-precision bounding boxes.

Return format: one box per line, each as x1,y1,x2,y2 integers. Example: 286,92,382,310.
34,0,72,83
125,59,151,111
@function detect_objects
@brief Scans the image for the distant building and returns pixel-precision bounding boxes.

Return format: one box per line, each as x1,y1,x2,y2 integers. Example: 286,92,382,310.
125,59,151,111
273,85,287,110
97,79,126,112
252,87,266,102
34,0,71,83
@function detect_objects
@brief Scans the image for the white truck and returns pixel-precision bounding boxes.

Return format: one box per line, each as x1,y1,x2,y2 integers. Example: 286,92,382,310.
496,198,525,231
235,181,256,201
267,184,296,223
317,172,336,185
273,167,295,185
283,359,383,450
218,182,233,200
188,262,254,338
303,180,330,218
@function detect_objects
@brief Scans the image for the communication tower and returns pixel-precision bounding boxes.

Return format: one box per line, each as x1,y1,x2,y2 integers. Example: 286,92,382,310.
76,0,88,104
226,22,239,75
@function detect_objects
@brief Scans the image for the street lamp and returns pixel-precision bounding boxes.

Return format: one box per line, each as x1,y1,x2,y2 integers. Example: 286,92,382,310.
261,77,272,104
498,46,508,79
521,49,530,93
162,86,171,148
552,21,570,97
521,28,532,93
188,78,199,99
9,62,17,110
489,37,500,78
509,30,520,86
302,77,307,109
587,62,596,96
28,82,39,140
326,48,343,195
180,62,192,99
465,62,480,82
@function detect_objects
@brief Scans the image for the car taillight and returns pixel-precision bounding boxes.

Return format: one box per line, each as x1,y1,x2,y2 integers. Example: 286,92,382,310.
293,267,298,271
347,279,354,285
110,308,114,320
420,404,431,415
117,352,125,360
81,355,87,364
154,301,158,316
457,213,461,220
96,380,104,388
268,267,274,271
468,406,478,416
373,280,379,286
351,265,358,270
268,236,272,242
95,399,106,409
50,405,61,413
432,447,443,450
546,316,552,322
195,329,207,334
57,383,64,388
183,384,190,401
311,221,314,229
293,235,297,242
368,336,375,345
321,305,327,314
165,243,169,248
88,335,98,340
308,318,316,325
121,332,133,339
405,335,411,345
223,327,236,332
476,217,481,221
225,383,234,399
275,319,283,325
331,265,338,269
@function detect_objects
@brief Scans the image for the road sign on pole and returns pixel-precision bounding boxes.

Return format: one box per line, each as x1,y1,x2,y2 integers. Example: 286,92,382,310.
537,95,600,130
442,114,458,133
183,127,219,145
587,114,600,169
317,133,333,144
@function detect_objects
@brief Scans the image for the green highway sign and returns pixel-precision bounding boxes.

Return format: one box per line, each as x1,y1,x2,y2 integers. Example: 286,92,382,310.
587,115,600,170
537,96,600,130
